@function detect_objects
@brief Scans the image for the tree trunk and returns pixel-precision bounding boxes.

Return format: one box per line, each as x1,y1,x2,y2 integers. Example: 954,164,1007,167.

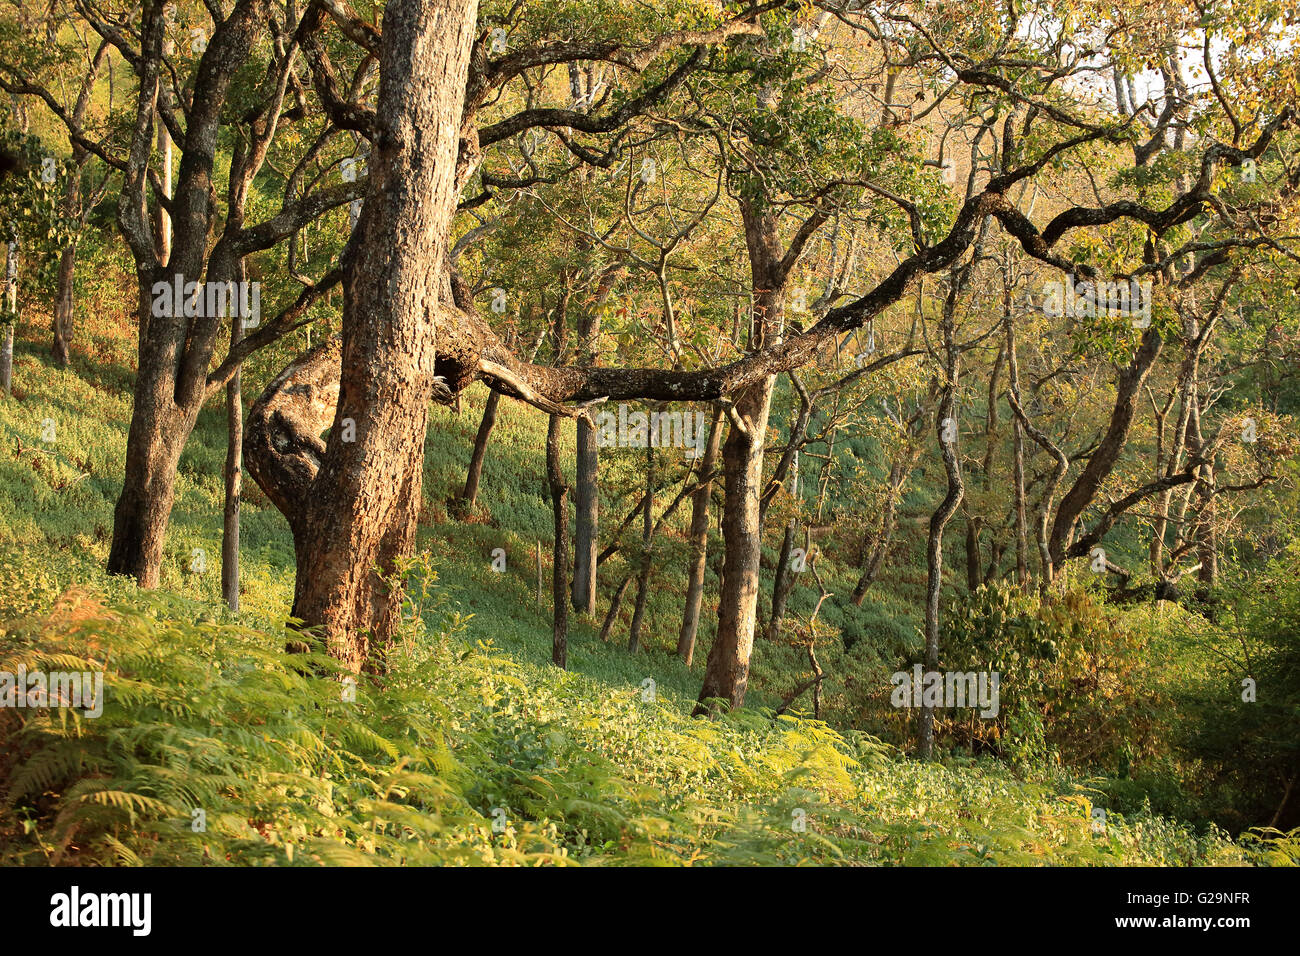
695,199,792,714
599,575,632,643
571,300,602,615
766,513,798,644
1011,412,1029,590
0,323,11,399
51,244,76,367
1048,327,1162,571
920,264,969,759
627,443,655,653
107,288,197,587
920,380,963,759
457,386,500,511
106,1,270,588
222,305,245,611
285,0,478,671
2,239,15,398
694,374,776,713
546,412,570,667
677,406,723,665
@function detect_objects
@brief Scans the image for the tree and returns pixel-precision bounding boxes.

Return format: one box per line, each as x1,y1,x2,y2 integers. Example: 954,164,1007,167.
246,1,1296,702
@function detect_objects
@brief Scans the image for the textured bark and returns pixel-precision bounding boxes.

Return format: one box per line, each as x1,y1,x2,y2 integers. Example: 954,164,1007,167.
693,375,776,713
106,401,192,585
283,0,477,671
107,0,273,585
694,199,788,714
677,406,723,665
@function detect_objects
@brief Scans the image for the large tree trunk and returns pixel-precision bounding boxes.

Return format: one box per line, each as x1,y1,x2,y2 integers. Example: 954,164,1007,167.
106,282,198,587
694,374,776,713
282,0,477,671
677,406,723,665
694,199,791,714
106,0,268,588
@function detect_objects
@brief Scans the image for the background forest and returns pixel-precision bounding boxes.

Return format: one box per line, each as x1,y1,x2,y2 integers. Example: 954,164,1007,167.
0,0,1298,866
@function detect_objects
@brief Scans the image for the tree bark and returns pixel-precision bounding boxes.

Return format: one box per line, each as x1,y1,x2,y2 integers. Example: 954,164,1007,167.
106,280,197,587
694,198,791,714
457,386,500,511
222,285,245,611
546,411,570,667
599,575,633,644
2,239,15,397
677,406,723,665
1048,327,1163,571
52,244,76,367
282,0,478,670
693,374,776,713
920,375,963,759
571,288,606,615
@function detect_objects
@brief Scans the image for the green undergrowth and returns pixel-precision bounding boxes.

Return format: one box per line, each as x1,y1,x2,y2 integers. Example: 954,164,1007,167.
1,568,1286,866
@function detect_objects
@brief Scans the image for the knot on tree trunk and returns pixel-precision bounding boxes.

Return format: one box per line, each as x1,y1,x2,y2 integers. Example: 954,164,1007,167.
244,336,342,536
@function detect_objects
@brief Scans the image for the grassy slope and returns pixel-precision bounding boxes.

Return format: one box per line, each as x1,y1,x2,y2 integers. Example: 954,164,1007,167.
0,310,1280,866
